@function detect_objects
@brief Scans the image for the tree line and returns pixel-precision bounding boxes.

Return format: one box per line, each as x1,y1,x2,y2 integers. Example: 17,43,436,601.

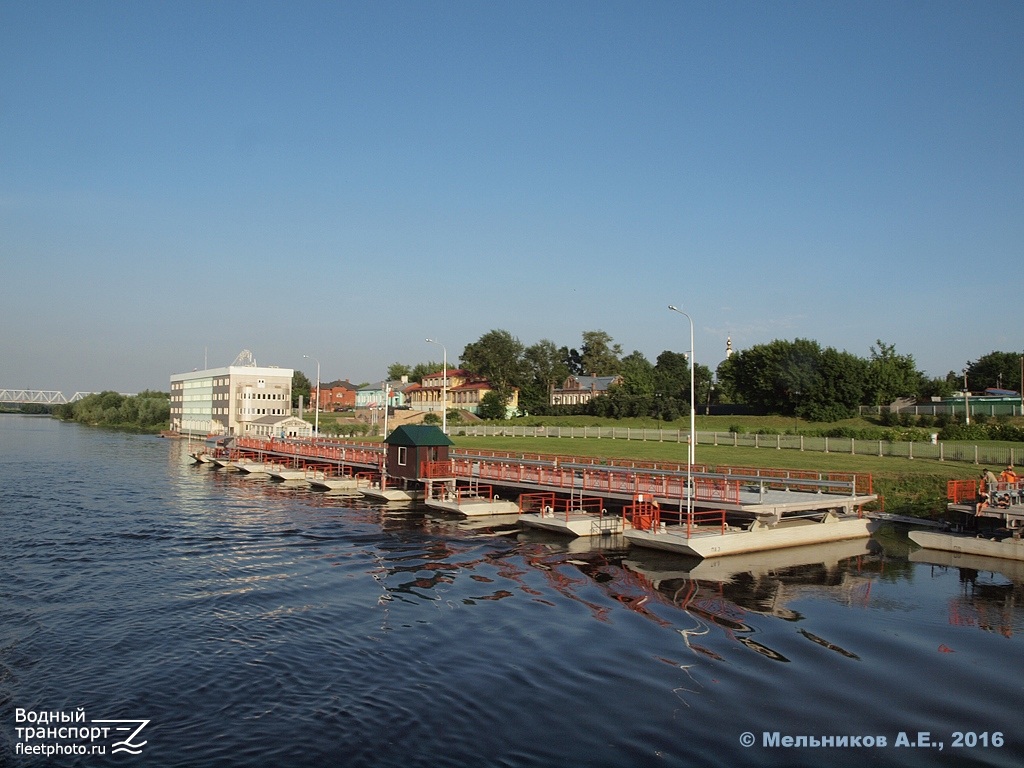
52,391,170,431
382,330,1023,421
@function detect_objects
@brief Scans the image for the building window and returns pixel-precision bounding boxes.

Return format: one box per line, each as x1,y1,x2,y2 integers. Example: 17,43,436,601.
397,446,407,466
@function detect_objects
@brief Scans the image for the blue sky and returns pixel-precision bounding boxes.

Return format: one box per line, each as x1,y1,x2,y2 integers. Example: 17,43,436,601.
2,1,1021,394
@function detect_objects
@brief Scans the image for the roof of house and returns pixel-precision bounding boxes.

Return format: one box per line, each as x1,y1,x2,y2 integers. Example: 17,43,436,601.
451,381,494,391
384,424,454,447
250,415,310,426
425,368,472,379
558,375,622,391
357,380,407,392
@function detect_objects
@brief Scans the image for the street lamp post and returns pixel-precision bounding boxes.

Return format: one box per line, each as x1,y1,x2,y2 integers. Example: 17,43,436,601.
962,368,970,426
425,338,447,434
667,305,695,524
303,354,320,435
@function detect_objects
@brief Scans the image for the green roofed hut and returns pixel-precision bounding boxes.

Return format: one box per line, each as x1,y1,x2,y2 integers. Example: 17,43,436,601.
382,425,521,518
356,425,452,504
362,425,454,502
384,424,453,482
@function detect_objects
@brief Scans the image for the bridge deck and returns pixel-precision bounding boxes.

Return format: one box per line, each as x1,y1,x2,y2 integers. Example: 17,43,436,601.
209,436,876,520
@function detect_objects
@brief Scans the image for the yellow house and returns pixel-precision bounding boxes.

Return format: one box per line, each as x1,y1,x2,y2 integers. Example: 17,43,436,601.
407,369,519,418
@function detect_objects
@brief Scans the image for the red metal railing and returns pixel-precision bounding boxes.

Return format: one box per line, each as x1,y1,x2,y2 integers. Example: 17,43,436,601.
304,463,353,480
623,494,661,531
682,509,728,537
421,460,455,478
235,437,383,466
948,479,975,504
518,492,604,521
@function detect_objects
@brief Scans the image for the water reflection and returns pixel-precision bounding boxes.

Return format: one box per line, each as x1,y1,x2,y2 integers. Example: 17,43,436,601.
620,539,887,662
910,549,1024,637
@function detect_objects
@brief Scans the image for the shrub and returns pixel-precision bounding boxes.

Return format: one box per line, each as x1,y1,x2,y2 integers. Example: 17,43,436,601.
938,423,991,441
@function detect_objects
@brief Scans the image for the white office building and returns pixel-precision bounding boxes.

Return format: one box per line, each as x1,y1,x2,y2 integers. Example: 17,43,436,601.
170,354,299,437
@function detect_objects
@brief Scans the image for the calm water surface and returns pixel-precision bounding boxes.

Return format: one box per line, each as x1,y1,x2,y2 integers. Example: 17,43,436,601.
1,415,1022,767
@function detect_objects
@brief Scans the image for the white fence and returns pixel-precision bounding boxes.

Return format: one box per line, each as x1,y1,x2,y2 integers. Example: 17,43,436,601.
859,403,1022,418
450,424,1022,467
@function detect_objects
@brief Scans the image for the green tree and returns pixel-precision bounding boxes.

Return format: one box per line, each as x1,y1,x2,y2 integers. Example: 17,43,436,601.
920,374,957,399
653,350,690,400
694,363,714,415
410,361,442,383
54,391,169,430
478,390,509,420
722,338,823,415
720,340,792,413
562,345,584,375
292,371,312,408
799,348,866,421
865,340,924,405
966,350,1024,392
575,330,622,376
387,363,412,381
714,356,738,404
460,329,527,410
520,339,570,414
618,351,655,398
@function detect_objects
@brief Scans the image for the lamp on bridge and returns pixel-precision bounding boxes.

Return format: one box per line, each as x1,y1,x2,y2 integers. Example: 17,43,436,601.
668,305,695,525
303,354,320,435
425,338,447,434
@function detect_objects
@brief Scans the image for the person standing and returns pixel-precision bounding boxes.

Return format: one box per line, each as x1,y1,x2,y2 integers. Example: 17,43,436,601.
977,470,995,514
1000,465,1019,503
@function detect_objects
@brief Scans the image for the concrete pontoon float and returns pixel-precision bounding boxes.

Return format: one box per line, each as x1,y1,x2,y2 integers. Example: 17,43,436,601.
423,481,520,517
909,530,1024,563
359,482,423,503
517,492,624,537
232,461,275,477
908,477,1024,562
623,473,879,559
265,461,311,484
305,465,374,494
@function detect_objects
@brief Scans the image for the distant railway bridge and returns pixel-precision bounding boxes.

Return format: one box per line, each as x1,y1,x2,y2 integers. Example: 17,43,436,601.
0,389,125,405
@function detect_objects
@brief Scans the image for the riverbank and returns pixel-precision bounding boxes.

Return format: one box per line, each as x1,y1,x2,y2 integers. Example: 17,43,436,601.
50,390,169,433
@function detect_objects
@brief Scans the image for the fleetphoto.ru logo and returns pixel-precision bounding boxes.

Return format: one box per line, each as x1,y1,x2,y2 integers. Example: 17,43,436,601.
14,708,150,758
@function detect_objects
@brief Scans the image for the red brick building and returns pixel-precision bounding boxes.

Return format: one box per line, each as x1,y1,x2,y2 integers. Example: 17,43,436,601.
310,381,357,411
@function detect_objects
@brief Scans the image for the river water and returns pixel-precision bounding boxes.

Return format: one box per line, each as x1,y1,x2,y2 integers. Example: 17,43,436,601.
1,415,1022,768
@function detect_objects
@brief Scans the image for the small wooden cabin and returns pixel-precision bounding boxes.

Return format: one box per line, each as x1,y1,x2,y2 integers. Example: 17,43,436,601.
384,425,454,481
